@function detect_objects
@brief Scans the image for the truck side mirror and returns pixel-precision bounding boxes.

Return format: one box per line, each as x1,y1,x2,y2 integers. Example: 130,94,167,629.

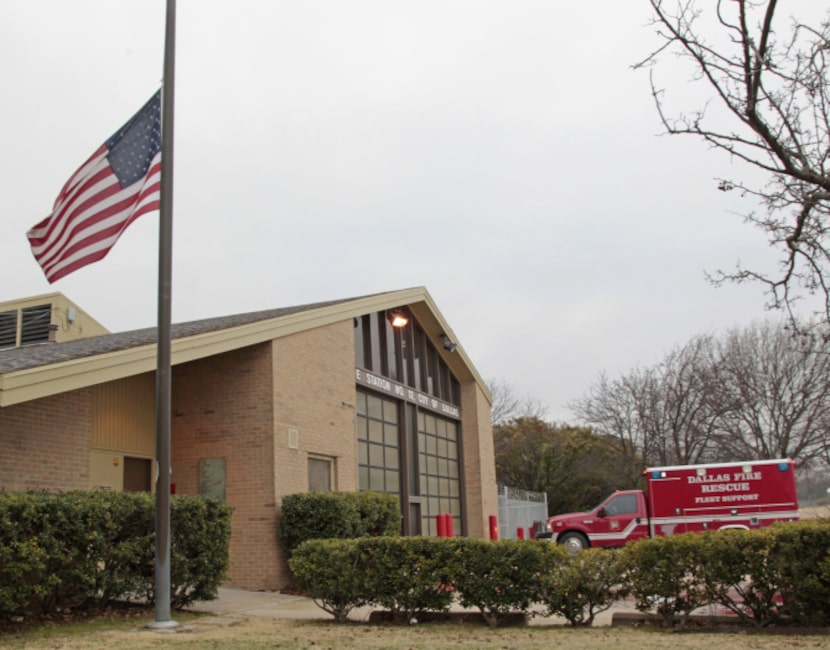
597,507,607,518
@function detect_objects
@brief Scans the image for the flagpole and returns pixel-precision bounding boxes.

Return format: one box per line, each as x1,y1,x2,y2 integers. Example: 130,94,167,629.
149,0,177,629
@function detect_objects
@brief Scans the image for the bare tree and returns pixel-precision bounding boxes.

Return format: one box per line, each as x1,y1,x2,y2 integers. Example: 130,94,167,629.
569,371,650,485
713,320,830,464
571,335,725,472
641,334,727,466
487,378,548,425
573,320,830,469
637,1,830,323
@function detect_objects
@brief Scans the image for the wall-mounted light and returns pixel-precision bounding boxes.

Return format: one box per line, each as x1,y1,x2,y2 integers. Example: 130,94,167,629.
388,309,409,328
441,334,457,352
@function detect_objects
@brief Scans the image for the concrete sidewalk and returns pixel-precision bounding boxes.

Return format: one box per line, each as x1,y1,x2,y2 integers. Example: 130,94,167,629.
187,588,335,620
186,587,648,626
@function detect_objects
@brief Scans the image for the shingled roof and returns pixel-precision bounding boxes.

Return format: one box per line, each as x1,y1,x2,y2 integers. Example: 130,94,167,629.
0,287,490,410
0,296,356,373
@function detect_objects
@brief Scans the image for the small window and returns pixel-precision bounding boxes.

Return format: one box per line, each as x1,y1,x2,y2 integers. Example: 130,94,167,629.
308,456,334,492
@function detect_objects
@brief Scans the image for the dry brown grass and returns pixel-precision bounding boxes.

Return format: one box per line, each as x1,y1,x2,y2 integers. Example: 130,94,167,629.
3,615,830,650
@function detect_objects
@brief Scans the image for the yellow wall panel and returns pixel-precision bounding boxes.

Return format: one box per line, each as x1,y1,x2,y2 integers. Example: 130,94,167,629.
89,450,124,491
91,373,155,456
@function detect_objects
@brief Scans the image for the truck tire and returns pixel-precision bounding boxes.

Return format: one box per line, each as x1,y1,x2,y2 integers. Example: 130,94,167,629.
559,532,589,555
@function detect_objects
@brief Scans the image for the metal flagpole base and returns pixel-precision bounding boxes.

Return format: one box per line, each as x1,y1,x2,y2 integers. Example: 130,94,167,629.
145,619,181,631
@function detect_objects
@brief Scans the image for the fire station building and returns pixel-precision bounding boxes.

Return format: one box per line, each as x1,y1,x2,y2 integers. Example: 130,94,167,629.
0,287,497,590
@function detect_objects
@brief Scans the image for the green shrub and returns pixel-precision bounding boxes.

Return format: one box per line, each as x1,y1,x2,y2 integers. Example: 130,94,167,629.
620,533,709,628
48,491,158,611
697,528,785,627
359,536,456,622
0,491,231,620
65,492,232,611
0,493,56,617
279,491,400,556
449,539,552,628
92,491,155,605
767,519,830,626
284,525,830,629
159,496,232,609
352,491,402,537
279,492,359,555
539,547,626,626
288,539,371,622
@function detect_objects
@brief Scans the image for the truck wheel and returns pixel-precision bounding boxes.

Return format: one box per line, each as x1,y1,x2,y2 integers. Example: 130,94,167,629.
559,532,589,555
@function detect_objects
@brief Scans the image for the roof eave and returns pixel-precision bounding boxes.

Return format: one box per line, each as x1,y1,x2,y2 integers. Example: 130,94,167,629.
0,287,491,407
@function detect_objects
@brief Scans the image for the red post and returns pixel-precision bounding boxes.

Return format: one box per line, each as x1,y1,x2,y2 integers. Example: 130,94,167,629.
517,527,525,540
446,515,454,538
489,515,499,540
437,513,446,537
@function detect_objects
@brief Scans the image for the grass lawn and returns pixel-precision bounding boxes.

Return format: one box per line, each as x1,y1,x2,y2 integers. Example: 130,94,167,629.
3,612,830,650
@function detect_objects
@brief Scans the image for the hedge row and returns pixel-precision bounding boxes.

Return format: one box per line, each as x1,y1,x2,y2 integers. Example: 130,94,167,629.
278,491,401,555
289,537,619,626
0,491,232,621
624,521,830,627
289,520,830,628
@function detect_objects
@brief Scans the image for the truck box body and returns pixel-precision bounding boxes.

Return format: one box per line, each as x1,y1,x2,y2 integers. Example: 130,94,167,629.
645,458,798,537
542,458,799,552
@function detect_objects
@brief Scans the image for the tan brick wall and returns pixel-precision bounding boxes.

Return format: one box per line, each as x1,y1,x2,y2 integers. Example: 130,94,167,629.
170,343,278,590
170,321,356,590
0,312,496,590
460,381,497,538
272,319,357,584
0,388,92,491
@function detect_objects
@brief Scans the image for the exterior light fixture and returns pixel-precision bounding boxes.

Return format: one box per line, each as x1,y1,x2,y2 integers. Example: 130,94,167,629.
389,310,409,328
441,334,457,352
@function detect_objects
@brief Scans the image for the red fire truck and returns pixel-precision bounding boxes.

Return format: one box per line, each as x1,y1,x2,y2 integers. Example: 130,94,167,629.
540,458,800,553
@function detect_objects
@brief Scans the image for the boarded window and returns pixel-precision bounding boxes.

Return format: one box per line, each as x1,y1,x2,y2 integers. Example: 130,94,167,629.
308,456,333,492
199,458,227,501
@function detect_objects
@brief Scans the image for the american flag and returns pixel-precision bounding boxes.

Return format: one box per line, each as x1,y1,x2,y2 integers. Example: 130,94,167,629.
27,91,162,283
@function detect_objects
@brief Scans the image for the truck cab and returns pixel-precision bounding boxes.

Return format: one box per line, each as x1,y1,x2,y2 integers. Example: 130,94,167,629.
543,489,650,553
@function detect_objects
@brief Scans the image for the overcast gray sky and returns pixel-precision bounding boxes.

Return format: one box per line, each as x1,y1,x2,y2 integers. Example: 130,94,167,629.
3,1,804,421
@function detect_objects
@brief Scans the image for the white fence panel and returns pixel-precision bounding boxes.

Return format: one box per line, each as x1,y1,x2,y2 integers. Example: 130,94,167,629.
497,484,547,540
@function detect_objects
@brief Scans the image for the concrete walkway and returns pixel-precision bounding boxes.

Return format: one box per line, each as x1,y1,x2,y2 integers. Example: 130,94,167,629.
186,587,648,626
187,588,335,620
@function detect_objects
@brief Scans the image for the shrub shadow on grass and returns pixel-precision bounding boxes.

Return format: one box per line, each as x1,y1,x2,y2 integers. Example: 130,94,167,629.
368,609,528,627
